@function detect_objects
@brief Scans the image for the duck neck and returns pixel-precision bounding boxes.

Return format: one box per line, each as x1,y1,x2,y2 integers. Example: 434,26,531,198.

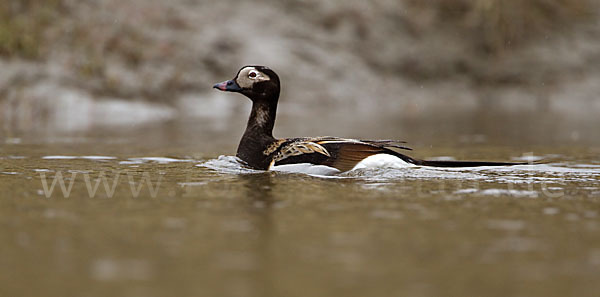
236,97,279,169
244,99,278,138
235,84,281,169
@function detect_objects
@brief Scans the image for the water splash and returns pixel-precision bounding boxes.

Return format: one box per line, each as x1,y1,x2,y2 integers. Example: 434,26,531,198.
198,155,600,185
197,155,261,174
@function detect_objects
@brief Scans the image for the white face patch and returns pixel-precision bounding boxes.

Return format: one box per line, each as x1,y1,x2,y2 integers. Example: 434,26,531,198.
236,67,270,89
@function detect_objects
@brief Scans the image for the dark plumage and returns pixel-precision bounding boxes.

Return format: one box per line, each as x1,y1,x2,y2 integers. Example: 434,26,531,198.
213,65,523,171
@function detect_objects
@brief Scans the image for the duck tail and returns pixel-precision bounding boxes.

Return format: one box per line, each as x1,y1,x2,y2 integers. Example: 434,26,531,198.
414,159,528,167
379,147,533,168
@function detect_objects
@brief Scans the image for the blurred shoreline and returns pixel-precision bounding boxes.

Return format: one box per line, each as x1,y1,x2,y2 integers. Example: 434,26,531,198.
1,0,599,143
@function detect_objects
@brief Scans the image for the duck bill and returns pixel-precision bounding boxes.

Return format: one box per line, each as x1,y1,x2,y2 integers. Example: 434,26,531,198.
213,80,242,92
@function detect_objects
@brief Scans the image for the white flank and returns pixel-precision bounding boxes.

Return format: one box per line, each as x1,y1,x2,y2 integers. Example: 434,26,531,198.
271,154,415,175
271,163,341,176
352,154,416,170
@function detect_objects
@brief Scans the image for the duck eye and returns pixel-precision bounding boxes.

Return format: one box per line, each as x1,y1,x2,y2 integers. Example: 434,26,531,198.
248,71,258,78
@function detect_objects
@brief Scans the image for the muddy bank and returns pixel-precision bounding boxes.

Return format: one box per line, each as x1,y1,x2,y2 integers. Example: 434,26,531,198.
1,0,599,134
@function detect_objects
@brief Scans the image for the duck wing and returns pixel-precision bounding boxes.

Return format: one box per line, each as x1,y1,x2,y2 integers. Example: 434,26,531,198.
272,137,415,172
270,136,527,171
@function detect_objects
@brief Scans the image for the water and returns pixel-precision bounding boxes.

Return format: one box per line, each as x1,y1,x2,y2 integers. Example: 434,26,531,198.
1,136,599,297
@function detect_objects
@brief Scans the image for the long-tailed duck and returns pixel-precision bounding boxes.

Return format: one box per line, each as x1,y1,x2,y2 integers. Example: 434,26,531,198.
213,65,521,173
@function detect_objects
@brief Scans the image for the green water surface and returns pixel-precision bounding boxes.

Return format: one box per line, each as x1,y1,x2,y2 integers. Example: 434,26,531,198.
1,139,599,297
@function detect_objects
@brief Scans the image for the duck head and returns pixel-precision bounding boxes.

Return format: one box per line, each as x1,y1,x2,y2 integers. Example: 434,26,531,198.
213,65,280,102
